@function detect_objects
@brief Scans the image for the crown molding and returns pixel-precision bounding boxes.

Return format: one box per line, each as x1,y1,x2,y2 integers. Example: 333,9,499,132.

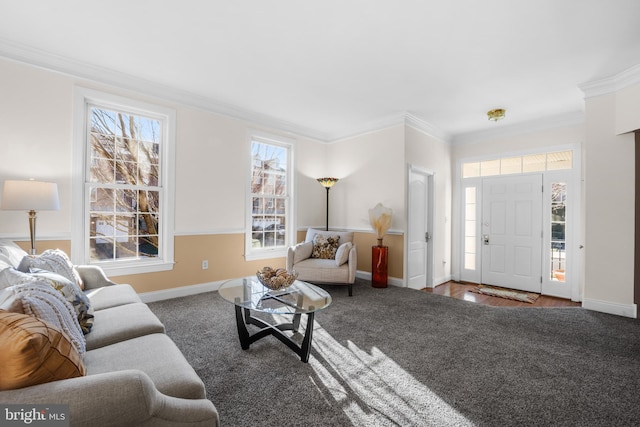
404,113,451,144
325,112,408,143
579,63,640,99
1,38,452,145
0,38,331,142
327,111,449,144
451,111,585,146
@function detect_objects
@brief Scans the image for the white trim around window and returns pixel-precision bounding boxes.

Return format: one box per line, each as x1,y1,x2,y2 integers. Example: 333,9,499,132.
72,87,176,276
245,130,296,261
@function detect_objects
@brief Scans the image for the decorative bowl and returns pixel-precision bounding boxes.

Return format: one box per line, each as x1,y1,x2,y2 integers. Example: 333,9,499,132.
256,267,298,290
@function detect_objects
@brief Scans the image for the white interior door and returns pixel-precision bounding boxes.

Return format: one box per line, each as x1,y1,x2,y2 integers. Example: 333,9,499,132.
481,174,543,292
407,167,433,289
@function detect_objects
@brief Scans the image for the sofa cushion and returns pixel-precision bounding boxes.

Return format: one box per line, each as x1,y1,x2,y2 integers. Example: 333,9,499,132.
293,258,350,283
311,234,340,259
85,284,142,311
7,281,85,354
18,249,84,290
335,242,352,266
85,333,206,400
0,311,85,391
85,302,165,351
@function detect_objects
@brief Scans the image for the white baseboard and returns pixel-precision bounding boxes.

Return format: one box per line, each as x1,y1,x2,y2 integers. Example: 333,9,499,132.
139,281,223,303
356,271,404,287
582,298,637,319
433,275,452,287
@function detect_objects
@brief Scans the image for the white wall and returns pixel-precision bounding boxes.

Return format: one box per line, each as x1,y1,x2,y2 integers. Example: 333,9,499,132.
583,90,636,316
0,59,75,238
405,125,452,284
326,125,406,232
0,57,326,240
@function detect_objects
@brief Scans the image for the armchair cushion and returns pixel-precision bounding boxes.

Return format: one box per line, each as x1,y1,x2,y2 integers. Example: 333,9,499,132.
335,242,352,266
311,234,340,259
305,228,354,245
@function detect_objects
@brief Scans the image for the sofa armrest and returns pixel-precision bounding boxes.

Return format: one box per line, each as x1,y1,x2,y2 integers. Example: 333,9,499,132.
287,241,312,271
0,370,219,426
286,247,295,271
75,265,119,290
348,244,358,284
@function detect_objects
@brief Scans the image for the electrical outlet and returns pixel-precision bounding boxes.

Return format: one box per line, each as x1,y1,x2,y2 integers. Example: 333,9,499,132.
201,260,208,270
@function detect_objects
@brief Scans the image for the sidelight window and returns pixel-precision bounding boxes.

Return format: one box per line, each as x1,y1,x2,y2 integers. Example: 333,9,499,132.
550,182,567,282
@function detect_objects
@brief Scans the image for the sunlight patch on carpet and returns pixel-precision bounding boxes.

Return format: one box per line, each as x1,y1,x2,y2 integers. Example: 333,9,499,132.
307,321,473,426
470,285,540,303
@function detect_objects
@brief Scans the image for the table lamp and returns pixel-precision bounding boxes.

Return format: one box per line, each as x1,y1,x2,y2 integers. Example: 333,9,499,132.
1,179,60,255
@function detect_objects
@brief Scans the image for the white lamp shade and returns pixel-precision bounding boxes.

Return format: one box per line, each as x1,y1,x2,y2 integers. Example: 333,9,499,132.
1,180,60,211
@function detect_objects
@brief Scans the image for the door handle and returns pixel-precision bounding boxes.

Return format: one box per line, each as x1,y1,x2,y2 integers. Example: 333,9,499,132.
425,232,431,242
483,235,490,245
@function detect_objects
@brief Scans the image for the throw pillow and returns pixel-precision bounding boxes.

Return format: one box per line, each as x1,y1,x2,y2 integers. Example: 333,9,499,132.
335,242,353,266
0,310,85,391
311,234,340,260
293,241,313,264
18,249,84,290
0,239,29,268
8,281,86,354
0,289,22,313
0,267,26,290
29,269,94,334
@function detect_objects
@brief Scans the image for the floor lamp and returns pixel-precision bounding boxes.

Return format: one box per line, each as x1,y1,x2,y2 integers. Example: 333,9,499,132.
317,177,338,231
1,180,60,255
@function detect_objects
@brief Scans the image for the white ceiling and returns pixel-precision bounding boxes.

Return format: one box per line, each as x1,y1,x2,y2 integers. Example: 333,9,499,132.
1,0,640,142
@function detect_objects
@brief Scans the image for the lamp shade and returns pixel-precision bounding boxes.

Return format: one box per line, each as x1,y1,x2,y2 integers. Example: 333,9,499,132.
317,177,339,188
1,180,60,211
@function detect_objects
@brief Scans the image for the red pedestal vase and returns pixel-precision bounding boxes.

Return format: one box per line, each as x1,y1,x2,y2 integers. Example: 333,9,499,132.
372,245,388,288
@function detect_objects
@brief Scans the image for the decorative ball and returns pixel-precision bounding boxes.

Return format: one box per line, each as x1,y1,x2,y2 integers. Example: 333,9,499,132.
256,267,298,290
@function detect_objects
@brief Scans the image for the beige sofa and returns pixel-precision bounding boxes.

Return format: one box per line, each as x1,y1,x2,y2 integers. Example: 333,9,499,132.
286,228,357,296
0,240,219,426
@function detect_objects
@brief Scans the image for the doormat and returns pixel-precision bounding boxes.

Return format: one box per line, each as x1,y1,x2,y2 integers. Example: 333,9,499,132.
470,285,540,304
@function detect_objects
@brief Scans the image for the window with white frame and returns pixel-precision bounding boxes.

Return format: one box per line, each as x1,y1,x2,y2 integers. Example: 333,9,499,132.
73,89,175,275
246,135,293,259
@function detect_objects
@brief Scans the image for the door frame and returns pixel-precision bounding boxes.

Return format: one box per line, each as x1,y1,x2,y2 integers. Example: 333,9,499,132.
456,145,582,301
405,164,435,289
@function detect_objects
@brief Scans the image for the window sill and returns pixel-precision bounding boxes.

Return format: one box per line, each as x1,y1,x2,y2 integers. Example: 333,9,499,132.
245,248,287,261
90,260,175,277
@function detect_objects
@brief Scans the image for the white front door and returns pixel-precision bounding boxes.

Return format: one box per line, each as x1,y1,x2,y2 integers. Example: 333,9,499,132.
407,167,433,289
481,174,543,292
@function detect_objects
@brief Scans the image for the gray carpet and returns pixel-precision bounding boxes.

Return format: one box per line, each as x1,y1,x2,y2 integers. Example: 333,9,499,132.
148,278,640,426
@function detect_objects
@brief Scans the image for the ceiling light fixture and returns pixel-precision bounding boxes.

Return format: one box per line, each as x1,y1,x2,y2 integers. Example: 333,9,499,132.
487,108,506,122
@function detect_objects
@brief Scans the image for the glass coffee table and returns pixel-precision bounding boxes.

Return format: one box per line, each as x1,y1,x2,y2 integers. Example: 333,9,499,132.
218,276,332,362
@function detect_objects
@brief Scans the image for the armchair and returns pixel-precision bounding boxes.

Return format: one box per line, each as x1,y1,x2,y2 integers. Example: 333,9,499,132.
286,228,357,296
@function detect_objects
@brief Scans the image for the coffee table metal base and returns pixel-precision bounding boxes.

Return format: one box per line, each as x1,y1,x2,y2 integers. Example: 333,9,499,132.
235,306,315,363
